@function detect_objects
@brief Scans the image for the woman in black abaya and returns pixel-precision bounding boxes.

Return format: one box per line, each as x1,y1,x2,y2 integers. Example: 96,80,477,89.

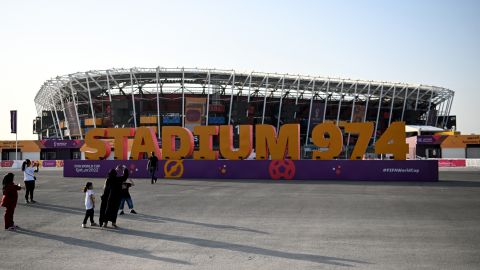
102,167,129,228
99,169,116,227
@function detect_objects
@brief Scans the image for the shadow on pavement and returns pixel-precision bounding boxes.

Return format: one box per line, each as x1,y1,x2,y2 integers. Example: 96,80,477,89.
28,202,268,234
109,228,370,267
27,202,83,215
122,213,269,234
178,178,480,187
14,228,191,265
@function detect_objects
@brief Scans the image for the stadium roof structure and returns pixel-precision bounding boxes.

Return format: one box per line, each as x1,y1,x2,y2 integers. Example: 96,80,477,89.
34,67,455,139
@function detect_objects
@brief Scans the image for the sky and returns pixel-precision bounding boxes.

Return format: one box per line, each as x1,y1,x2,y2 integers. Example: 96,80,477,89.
0,0,479,140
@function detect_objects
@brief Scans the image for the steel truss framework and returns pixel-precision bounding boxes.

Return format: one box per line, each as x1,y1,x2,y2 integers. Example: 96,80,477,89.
34,67,455,144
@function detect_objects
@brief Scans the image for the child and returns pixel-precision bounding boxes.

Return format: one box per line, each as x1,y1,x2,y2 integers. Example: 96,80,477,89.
82,182,98,228
1,173,22,231
119,177,137,215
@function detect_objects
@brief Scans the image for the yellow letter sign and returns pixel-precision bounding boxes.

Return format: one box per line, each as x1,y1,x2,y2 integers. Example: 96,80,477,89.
84,128,111,160
130,127,162,160
255,124,300,160
219,125,253,160
162,126,194,160
193,126,219,160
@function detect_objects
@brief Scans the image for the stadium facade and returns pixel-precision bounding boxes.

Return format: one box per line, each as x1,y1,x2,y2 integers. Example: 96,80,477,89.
33,67,455,157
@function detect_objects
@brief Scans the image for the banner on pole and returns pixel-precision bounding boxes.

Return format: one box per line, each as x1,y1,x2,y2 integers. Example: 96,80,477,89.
10,110,17,134
353,105,366,122
65,102,81,136
185,97,206,131
310,102,325,127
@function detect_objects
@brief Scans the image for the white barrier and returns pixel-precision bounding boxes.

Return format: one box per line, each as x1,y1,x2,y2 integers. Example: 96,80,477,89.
466,159,480,167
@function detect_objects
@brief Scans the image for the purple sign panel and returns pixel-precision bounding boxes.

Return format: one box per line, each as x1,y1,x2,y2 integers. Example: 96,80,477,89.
417,135,446,145
64,160,438,181
40,140,83,148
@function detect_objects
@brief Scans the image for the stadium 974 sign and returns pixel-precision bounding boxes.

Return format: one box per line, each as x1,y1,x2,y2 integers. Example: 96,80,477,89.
83,122,408,160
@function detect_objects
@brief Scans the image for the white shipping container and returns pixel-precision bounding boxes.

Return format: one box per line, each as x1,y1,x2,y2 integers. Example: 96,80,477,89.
442,148,465,158
23,152,40,161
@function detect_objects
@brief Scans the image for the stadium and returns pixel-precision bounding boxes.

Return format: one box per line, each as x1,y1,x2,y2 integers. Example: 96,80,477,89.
32,67,455,158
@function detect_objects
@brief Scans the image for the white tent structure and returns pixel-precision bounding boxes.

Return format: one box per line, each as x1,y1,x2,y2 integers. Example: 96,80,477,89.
405,125,445,136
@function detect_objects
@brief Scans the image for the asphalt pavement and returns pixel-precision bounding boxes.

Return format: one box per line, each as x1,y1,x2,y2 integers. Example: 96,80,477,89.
0,169,479,270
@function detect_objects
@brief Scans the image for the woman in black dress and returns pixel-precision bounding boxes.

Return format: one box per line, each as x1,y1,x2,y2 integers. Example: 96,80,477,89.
99,169,116,227
101,167,129,228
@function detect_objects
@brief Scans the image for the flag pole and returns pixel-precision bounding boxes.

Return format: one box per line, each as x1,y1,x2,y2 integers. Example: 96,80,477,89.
15,110,18,160
15,131,18,160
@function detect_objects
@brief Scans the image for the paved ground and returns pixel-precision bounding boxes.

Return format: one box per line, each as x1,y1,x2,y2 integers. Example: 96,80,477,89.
0,169,479,270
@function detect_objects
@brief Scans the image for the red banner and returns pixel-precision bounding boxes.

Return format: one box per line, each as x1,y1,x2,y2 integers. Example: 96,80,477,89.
438,159,466,167
1,160,14,167
209,104,225,113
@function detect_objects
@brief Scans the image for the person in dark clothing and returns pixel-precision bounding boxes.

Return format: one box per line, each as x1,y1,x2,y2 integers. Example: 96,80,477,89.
2,173,22,231
101,167,129,228
147,152,158,184
99,169,116,227
118,178,136,215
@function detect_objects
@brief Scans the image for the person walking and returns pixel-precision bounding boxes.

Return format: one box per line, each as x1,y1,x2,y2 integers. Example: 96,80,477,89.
1,173,22,231
82,182,98,228
22,159,39,203
119,178,137,215
147,152,158,184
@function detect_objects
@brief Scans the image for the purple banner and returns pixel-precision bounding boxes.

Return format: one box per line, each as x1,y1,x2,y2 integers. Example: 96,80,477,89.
40,139,83,148
64,160,438,181
417,135,446,145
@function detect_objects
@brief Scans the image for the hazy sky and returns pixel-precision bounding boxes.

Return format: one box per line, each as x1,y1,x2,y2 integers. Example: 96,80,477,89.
1,0,479,140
